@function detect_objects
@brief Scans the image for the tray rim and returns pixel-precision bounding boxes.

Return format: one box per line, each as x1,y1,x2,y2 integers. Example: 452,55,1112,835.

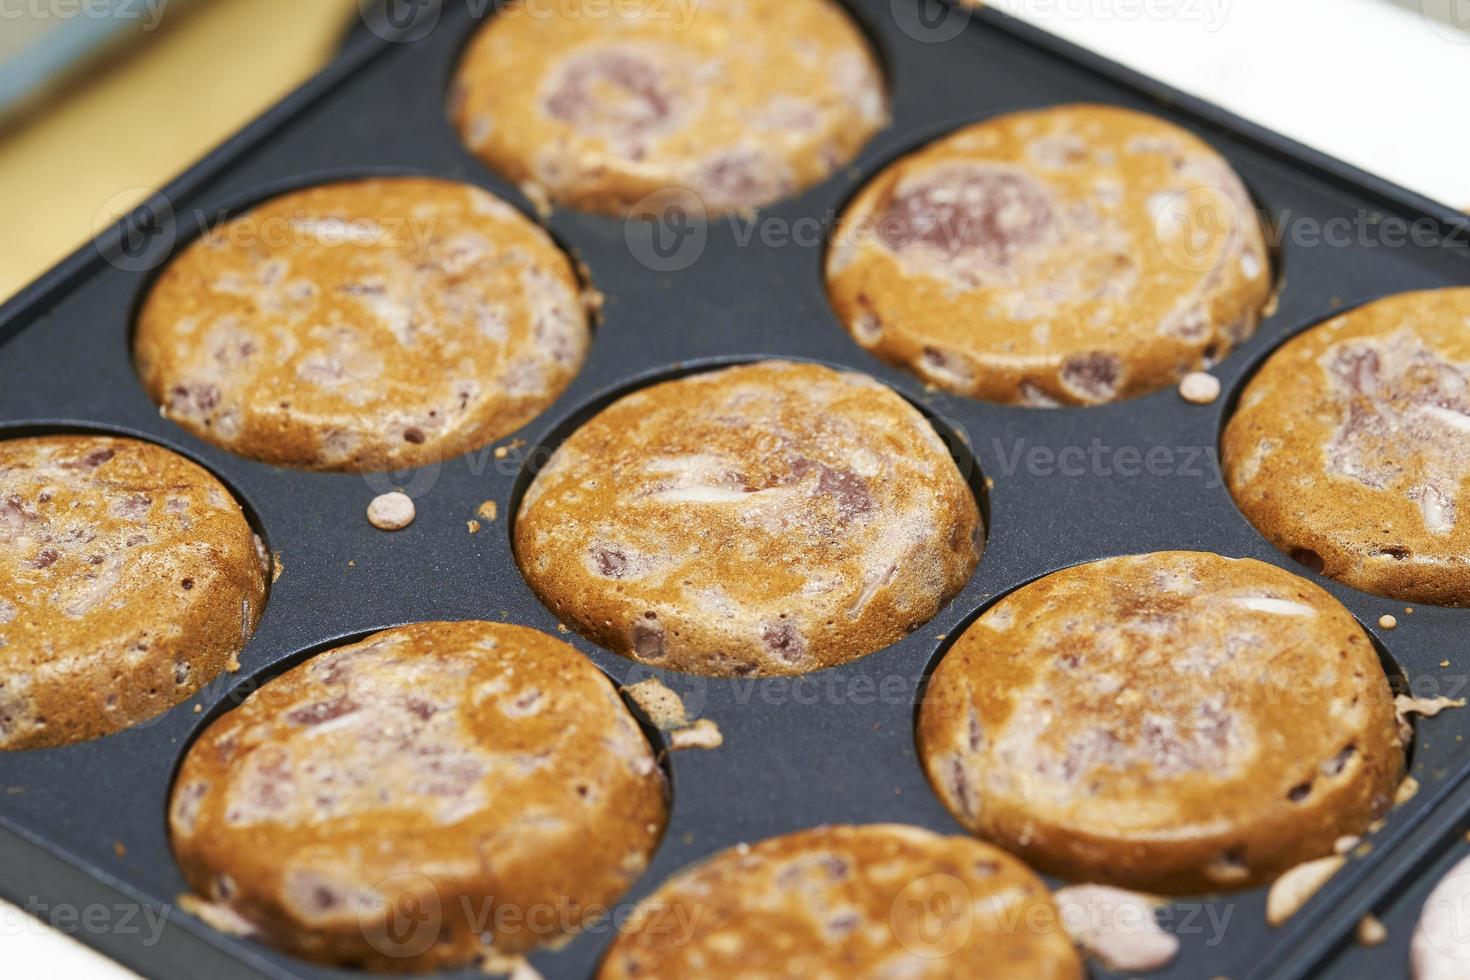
1,3,1468,979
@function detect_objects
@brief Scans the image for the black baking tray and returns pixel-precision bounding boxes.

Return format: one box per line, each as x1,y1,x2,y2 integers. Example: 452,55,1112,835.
2,2,1468,978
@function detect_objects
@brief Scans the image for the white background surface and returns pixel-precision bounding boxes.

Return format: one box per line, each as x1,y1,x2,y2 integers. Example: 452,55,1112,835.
3,1,1467,978
989,0,1470,207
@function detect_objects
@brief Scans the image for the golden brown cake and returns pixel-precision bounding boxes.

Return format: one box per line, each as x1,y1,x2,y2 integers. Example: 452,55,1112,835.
135,177,589,471
599,824,1083,979
1223,287,1470,606
917,551,1403,894
169,621,667,972
513,361,981,677
450,0,887,215
0,434,265,750
826,104,1272,406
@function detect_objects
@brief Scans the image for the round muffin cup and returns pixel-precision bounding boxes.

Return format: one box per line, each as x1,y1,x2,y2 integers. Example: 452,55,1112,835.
598,824,1083,979
917,551,1404,894
1223,287,1470,607
169,621,668,973
134,177,590,472
826,103,1272,406
513,360,982,677
0,433,266,750
450,0,887,215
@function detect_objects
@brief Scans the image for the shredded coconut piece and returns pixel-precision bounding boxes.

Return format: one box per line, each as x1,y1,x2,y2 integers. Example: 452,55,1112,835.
670,718,723,752
623,678,689,731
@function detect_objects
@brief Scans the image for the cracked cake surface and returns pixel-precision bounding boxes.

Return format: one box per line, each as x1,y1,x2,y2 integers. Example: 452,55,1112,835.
826,104,1271,406
1224,287,1470,605
169,620,668,972
134,177,589,471
451,0,887,215
513,361,982,677
0,434,265,750
599,824,1082,979
917,551,1403,893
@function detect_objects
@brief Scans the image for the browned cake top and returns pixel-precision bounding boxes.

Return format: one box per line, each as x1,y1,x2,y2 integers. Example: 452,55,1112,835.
0,435,265,749
170,621,668,971
1224,287,1470,606
827,104,1271,405
135,177,589,471
918,551,1403,893
452,0,887,215
600,823,1082,980
514,361,981,676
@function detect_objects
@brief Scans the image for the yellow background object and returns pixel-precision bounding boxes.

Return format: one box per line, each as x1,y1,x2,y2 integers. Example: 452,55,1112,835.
0,0,360,301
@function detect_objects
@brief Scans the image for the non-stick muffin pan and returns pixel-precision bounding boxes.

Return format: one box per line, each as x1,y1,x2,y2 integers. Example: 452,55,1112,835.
2,1,1469,977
